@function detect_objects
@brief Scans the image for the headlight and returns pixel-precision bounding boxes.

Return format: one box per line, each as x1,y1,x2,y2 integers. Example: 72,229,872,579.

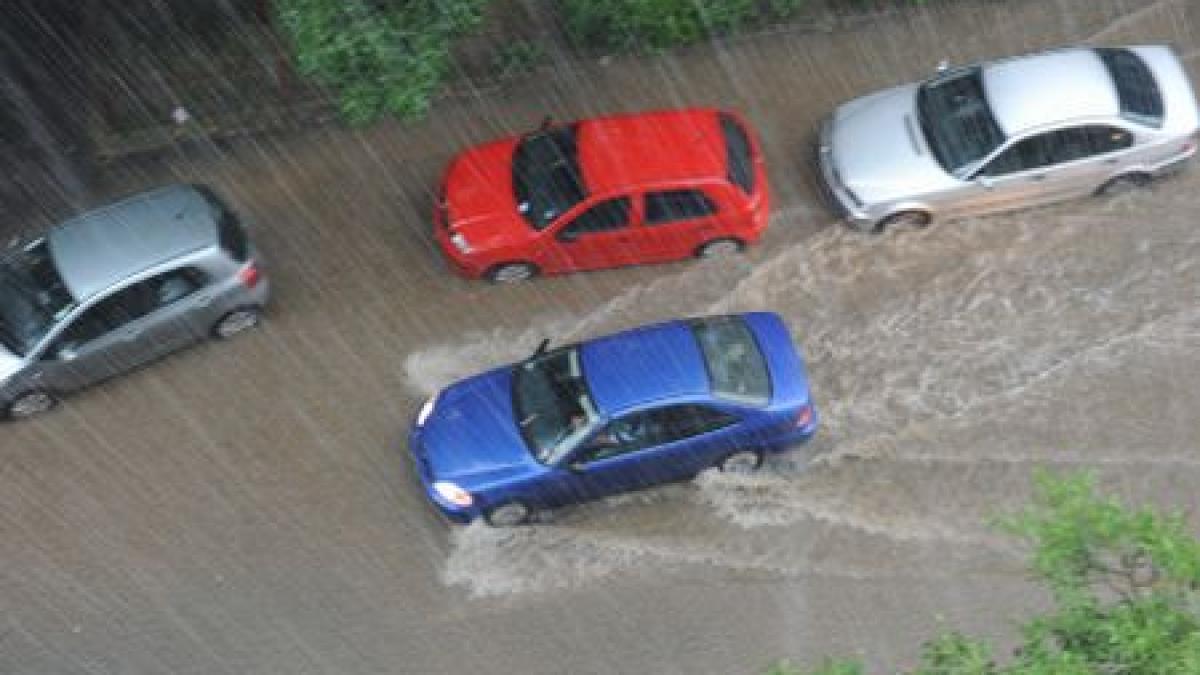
450,233,472,253
432,481,473,507
416,393,438,427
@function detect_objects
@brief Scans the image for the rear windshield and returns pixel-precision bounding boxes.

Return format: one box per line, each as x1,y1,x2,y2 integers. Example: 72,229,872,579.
1096,48,1164,128
512,125,587,230
690,316,770,406
720,113,756,195
195,185,248,261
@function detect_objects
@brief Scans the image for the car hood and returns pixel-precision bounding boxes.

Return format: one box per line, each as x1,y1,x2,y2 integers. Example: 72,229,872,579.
830,83,958,204
414,367,537,486
442,138,538,250
0,346,22,382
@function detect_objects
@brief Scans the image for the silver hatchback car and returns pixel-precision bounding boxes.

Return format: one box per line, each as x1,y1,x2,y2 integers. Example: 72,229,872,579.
817,45,1200,232
0,184,269,418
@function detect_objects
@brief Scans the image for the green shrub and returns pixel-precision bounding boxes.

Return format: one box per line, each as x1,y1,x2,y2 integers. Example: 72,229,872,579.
562,0,808,52
274,0,489,124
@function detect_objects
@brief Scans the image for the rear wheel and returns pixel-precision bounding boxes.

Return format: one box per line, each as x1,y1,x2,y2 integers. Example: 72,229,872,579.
696,238,744,259
1097,173,1151,196
486,262,537,284
212,307,262,339
484,501,532,527
717,450,763,474
876,210,931,232
5,390,57,420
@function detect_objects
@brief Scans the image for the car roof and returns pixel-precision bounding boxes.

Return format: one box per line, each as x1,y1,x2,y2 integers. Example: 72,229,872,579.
577,108,728,195
580,319,710,414
982,48,1120,136
48,184,218,301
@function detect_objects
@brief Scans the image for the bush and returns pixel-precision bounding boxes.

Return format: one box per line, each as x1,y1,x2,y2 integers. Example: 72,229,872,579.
562,0,808,52
773,470,1200,674
274,0,489,124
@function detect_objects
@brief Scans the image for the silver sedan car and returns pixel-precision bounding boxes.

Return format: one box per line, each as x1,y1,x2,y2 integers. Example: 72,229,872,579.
0,184,269,418
817,45,1200,232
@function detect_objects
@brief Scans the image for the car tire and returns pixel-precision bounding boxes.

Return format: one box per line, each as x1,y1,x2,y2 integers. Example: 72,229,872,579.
5,390,57,420
696,238,744,259
1097,173,1151,196
486,262,538,284
717,449,763,474
484,501,532,527
876,210,932,233
212,306,262,339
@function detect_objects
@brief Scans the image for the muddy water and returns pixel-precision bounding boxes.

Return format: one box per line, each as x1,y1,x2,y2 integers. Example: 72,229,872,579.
3,0,1200,673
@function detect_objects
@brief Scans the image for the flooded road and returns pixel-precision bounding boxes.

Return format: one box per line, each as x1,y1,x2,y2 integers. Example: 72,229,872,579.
3,0,1200,672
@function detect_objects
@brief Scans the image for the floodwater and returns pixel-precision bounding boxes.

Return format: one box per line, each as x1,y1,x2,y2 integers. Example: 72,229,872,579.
2,0,1199,673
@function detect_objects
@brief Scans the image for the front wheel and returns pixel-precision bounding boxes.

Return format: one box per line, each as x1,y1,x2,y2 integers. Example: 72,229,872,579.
875,210,931,233
484,501,532,527
717,450,763,474
696,238,744,259
486,262,538,284
5,390,57,420
212,307,262,339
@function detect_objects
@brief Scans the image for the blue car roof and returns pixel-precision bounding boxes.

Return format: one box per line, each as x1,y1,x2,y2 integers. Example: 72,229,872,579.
580,320,709,414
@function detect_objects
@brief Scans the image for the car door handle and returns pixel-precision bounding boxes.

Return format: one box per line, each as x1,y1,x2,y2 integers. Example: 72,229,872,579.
1103,158,1120,165
1029,174,1047,182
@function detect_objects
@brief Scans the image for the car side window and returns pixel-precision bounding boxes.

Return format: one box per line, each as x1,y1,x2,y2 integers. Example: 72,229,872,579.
576,404,737,464
559,197,631,238
980,134,1055,177
147,268,205,308
46,291,143,356
644,190,718,225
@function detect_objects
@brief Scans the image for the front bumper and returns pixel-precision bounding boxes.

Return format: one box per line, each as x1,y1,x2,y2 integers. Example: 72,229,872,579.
407,427,474,524
814,117,875,229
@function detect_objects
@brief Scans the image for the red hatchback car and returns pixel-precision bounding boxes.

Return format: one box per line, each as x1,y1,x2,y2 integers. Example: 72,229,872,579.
433,108,770,282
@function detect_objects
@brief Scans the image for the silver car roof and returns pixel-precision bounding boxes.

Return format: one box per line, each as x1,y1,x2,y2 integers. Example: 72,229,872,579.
48,184,218,301
982,48,1120,136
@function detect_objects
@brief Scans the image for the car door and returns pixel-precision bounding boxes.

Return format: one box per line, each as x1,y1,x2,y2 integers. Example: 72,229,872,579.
1041,124,1136,198
636,188,726,261
952,131,1062,216
34,285,151,392
546,196,638,272
558,404,740,502
124,267,211,357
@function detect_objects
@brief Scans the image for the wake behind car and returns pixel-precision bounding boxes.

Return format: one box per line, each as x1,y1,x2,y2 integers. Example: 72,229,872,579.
0,184,268,418
817,44,1200,232
408,312,817,526
434,107,770,282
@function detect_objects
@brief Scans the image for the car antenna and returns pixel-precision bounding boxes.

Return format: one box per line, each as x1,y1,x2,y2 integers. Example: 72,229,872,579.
539,115,553,131
533,338,550,357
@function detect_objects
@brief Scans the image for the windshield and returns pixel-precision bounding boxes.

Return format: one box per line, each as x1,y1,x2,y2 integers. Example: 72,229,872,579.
0,240,77,357
917,67,1006,174
513,346,598,464
512,125,587,230
691,316,770,406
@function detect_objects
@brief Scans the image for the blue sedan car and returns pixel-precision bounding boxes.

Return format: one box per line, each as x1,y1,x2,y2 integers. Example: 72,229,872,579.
407,312,818,526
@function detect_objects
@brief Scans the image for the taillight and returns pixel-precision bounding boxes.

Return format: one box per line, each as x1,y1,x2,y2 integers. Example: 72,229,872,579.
238,262,261,288
794,404,813,428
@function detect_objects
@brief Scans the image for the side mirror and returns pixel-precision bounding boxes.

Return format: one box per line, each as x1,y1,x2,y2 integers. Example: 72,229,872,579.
936,59,950,74
55,344,79,361
566,461,587,473
975,175,994,190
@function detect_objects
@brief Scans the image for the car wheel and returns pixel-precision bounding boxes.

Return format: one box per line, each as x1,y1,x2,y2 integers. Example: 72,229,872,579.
717,450,763,474
486,262,537,284
5,390,57,420
877,210,932,232
696,238,744,259
212,307,262,339
1097,173,1150,196
484,501,532,527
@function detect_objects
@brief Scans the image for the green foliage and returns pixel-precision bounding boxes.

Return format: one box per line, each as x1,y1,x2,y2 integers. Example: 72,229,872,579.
274,0,488,124
776,470,1200,674
490,40,547,80
562,0,808,52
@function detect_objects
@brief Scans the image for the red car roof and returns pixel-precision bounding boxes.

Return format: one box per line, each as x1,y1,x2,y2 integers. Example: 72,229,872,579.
576,108,728,195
